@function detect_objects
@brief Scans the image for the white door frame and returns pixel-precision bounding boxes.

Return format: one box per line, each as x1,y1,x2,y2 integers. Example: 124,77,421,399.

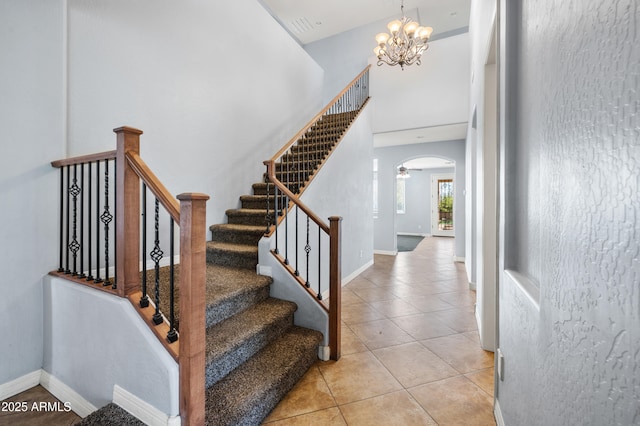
431,173,455,237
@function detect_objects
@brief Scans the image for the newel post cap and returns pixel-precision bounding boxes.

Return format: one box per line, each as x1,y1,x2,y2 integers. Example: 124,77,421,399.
113,126,143,135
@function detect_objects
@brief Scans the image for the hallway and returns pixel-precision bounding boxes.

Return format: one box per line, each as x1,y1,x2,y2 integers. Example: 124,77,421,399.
264,236,496,425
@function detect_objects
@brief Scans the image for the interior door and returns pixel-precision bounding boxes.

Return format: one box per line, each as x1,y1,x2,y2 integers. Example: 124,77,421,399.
431,173,454,237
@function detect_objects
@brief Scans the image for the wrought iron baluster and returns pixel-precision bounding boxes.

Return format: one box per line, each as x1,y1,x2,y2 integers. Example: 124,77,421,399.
317,224,322,300
140,184,149,307
284,191,289,265
295,205,299,276
167,218,178,342
95,160,102,283
100,159,113,286
305,216,310,288
112,160,117,289
265,174,272,235
65,165,70,274
151,198,164,326
86,162,94,281
78,163,85,278
58,167,64,272
68,164,81,276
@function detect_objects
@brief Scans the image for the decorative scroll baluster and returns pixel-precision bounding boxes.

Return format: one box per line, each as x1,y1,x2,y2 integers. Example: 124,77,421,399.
69,164,81,276
65,165,71,274
264,177,272,235
112,160,117,290
140,184,149,308
167,218,178,343
151,198,164,326
100,159,113,286
305,216,310,288
95,161,102,283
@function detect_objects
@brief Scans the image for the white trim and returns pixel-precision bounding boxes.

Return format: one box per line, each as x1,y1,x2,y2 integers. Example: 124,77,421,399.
342,259,374,285
505,269,540,312
40,370,97,418
317,345,330,361
113,385,180,426
397,232,428,237
256,264,273,277
454,256,465,263
494,398,505,426
468,281,477,291
0,370,41,401
374,249,397,256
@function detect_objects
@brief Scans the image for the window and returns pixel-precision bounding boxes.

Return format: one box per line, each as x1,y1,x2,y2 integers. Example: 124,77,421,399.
396,177,405,214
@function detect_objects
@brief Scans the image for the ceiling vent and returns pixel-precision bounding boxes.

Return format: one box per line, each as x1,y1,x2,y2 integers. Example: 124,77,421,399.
290,17,314,34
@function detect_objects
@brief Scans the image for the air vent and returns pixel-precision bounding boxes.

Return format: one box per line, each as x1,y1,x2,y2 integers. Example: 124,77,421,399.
290,17,314,34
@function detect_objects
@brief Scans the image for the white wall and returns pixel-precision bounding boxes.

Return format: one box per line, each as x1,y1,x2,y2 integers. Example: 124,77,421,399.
0,0,65,385
373,141,465,258
490,0,640,423
369,33,470,134
67,0,324,228
43,277,179,414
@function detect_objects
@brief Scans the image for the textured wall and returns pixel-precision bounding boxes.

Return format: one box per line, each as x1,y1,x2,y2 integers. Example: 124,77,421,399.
497,0,640,424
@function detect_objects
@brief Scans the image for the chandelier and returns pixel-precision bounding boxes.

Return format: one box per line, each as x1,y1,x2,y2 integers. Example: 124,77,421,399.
374,0,433,70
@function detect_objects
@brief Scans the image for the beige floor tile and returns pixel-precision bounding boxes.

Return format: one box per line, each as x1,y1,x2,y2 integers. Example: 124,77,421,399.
341,289,365,306
392,313,457,340
341,324,369,355
262,407,347,425
344,276,378,290
318,352,402,405
339,390,437,426
421,334,494,373
264,366,336,422
372,342,459,388
352,287,399,303
368,298,421,318
465,367,495,397
426,307,478,333
349,319,414,350
342,302,385,325
409,376,496,426
403,295,456,313
437,290,477,307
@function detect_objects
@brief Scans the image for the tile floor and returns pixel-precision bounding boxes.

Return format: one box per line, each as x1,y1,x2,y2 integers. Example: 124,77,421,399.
263,236,496,426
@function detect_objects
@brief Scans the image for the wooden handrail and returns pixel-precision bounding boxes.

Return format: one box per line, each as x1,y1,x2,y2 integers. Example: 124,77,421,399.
263,160,330,234
125,151,180,222
51,150,116,168
269,65,371,161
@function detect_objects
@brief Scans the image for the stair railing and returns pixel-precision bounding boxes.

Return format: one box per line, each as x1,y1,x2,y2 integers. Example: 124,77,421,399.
51,127,207,425
264,65,370,361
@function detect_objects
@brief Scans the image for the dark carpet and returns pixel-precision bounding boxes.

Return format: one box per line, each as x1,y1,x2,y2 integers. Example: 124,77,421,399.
397,235,424,252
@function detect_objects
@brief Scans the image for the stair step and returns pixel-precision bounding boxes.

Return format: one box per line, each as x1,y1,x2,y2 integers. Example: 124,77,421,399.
204,326,323,426
226,208,269,226
205,298,297,387
210,223,265,245
239,194,286,211
204,264,272,327
207,241,258,269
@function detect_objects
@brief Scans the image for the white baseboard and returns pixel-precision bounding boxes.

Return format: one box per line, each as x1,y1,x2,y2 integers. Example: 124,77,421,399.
374,249,397,256
40,370,96,418
397,232,428,237
342,259,374,285
317,345,330,361
113,385,180,426
494,398,505,426
0,370,41,401
468,281,477,291
454,256,465,263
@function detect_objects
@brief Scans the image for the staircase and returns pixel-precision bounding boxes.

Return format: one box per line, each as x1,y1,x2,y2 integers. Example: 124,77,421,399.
201,111,361,425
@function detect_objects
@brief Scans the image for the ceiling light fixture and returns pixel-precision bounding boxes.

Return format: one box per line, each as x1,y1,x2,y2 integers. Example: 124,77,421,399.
397,165,411,179
374,0,433,70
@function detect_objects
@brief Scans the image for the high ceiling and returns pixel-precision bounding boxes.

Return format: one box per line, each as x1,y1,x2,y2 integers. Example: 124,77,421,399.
261,0,471,45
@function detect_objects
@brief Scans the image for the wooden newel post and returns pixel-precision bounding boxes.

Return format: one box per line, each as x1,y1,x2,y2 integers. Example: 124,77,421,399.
177,193,209,426
329,216,342,361
114,126,143,297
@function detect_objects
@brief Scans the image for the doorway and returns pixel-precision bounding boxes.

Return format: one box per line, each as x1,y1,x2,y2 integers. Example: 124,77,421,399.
431,173,455,237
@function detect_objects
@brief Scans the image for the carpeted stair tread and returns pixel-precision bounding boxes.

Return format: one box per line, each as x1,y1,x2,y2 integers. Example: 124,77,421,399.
205,298,297,387
207,241,258,269
205,326,323,426
226,208,270,226
76,403,144,425
210,223,265,245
